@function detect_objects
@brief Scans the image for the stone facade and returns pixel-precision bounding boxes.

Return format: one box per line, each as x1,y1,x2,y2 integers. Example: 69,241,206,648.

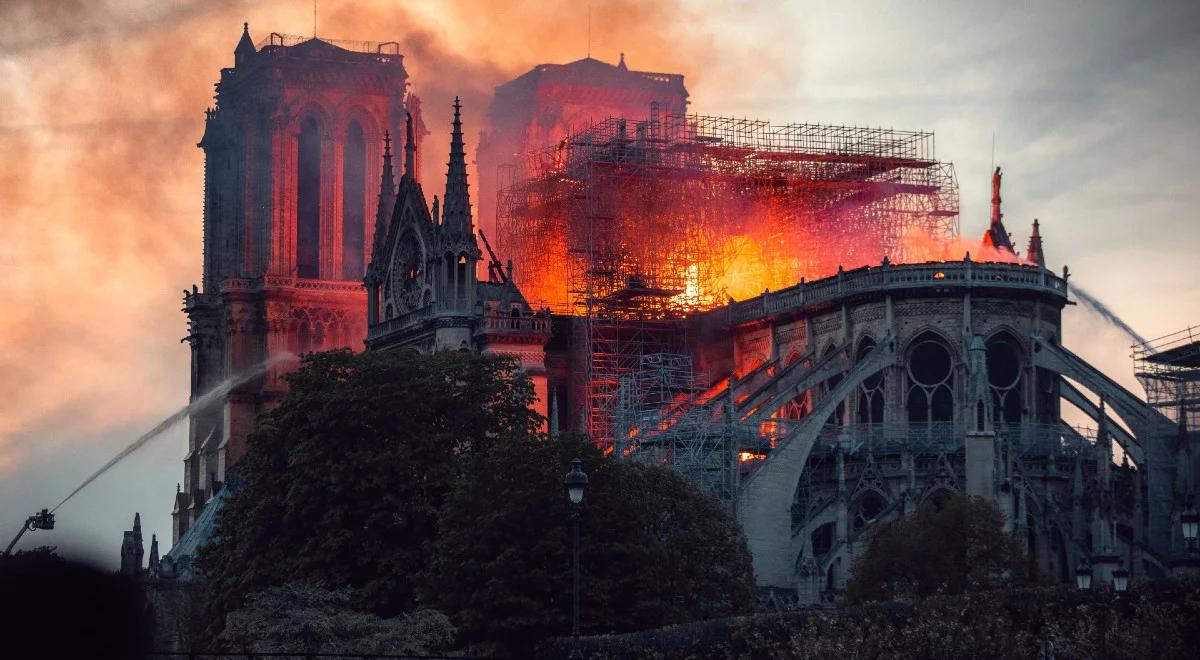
176,27,421,543
365,101,552,419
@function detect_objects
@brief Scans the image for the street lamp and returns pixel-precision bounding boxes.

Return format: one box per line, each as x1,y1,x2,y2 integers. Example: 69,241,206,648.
1182,507,1199,550
1112,567,1130,593
563,458,588,659
1075,562,1092,590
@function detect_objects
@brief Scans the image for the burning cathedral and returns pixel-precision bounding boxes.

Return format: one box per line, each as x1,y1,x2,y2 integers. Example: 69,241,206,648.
125,24,1199,628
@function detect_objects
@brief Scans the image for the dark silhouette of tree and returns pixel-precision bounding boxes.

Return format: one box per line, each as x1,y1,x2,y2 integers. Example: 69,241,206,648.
198,349,541,635
422,433,757,654
847,494,1030,603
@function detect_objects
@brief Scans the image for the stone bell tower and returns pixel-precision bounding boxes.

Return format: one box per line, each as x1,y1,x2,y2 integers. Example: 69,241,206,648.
176,25,423,543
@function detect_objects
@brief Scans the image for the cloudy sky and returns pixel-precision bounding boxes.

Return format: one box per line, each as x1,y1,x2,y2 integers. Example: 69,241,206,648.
1,0,1197,565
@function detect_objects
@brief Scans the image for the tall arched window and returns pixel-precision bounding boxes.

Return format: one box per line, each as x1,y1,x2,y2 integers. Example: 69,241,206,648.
987,333,1024,424
856,337,885,424
823,345,845,426
906,334,954,424
342,120,366,280
297,117,322,279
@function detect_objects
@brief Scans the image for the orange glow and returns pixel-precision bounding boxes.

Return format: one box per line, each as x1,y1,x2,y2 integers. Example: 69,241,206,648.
739,451,767,462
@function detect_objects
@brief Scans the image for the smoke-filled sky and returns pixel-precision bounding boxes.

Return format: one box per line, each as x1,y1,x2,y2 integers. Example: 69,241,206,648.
1,0,1197,565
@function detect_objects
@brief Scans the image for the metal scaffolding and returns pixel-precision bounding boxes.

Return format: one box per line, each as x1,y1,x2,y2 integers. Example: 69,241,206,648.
614,353,763,509
497,109,960,441
1134,325,1200,431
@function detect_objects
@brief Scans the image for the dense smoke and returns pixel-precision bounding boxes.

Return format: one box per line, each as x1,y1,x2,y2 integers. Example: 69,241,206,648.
0,0,758,475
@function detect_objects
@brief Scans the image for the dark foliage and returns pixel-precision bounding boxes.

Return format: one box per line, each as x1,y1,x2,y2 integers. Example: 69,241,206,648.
537,580,1200,660
422,433,757,653
0,550,151,659
198,349,541,637
846,494,1029,602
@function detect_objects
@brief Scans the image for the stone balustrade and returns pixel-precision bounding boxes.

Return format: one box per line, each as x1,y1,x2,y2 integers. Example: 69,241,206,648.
726,260,1069,326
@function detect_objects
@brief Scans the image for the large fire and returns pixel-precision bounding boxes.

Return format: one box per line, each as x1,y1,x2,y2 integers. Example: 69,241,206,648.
496,113,1000,316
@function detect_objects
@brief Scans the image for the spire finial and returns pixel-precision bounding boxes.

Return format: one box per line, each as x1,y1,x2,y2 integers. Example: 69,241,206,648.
383,130,391,157
618,52,627,70
243,21,249,33
1026,217,1046,268
442,97,473,236
404,112,416,178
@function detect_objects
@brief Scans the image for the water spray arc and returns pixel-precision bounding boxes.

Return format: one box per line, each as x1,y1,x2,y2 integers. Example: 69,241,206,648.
1071,285,1154,351
48,353,296,514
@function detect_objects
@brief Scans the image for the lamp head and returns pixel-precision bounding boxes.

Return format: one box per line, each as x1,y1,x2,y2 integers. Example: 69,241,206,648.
564,458,589,505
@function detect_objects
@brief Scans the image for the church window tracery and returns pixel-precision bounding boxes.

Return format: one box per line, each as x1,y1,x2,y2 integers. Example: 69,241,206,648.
987,332,1023,424
856,337,885,424
906,334,954,424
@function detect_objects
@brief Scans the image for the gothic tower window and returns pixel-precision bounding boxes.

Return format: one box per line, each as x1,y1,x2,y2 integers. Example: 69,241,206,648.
456,254,468,303
906,333,954,424
987,332,1023,424
297,117,323,279
856,337,885,424
342,120,367,280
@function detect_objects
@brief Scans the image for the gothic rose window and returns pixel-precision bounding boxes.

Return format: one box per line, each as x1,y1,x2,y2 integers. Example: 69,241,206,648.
390,228,425,314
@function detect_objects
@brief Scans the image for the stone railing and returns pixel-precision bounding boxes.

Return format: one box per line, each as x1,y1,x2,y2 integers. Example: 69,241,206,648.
478,313,551,335
727,260,1069,326
799,421,1093,458
366,307,431,340
219,276,366,294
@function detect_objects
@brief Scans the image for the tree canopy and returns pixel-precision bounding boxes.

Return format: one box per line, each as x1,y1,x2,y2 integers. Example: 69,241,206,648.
199,348,755,652
199,349,541,630
846,494,1030,603
422,432,756,653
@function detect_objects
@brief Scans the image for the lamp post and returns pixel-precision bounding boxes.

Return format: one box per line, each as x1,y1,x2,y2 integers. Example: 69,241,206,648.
1075,561,1092,590
564,458,588,660
1182,507,1199,551
1112,567,1129,593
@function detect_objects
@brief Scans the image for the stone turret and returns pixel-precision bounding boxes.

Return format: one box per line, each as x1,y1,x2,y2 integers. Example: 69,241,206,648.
441,97,474,239
1027,218,1046,268
120,513,144,577
965,334,997,500
147,534,160,576
433,98,482,342
234,22,256,67
366,131,397,325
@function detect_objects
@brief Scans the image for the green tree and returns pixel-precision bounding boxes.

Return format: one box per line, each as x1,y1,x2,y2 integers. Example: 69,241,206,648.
422,433,756,653
846,494,1029,603
198,349,541,634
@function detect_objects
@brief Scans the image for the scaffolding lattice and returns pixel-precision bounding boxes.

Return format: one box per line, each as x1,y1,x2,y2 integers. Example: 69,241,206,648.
614,354,752,508
497,110,960,442
1134,325,1200,431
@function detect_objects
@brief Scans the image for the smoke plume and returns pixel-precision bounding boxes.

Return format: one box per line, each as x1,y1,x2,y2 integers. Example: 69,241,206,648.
2,0,761,475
